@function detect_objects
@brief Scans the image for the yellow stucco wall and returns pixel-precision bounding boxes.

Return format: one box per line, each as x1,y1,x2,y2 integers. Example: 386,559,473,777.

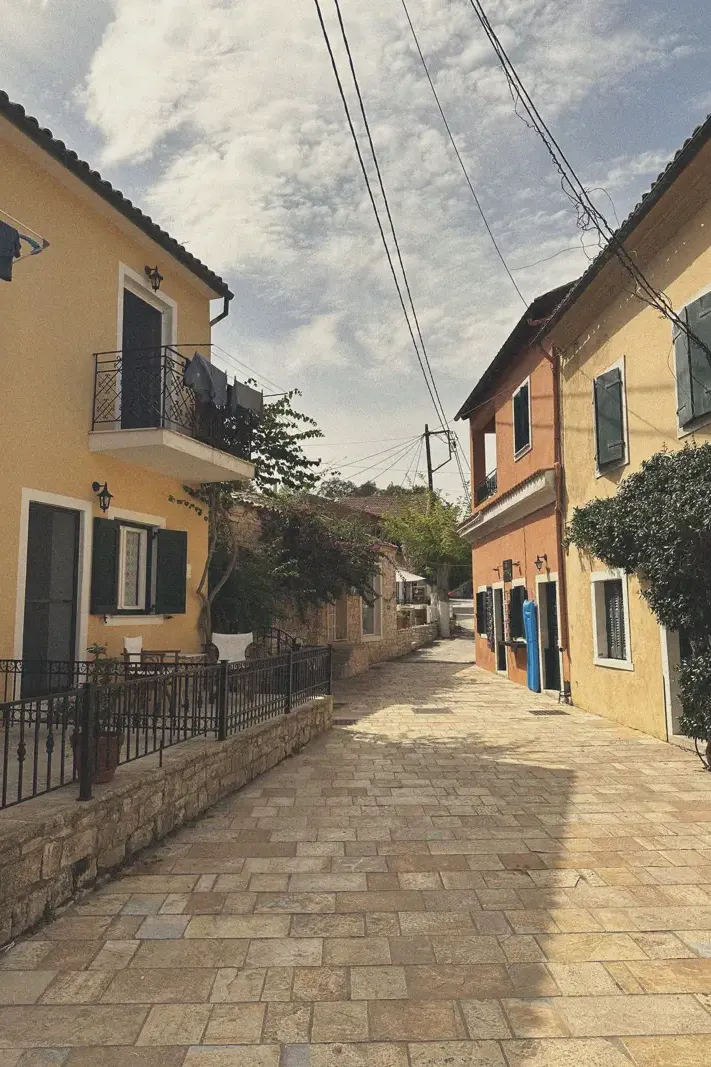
0,120,220,659
555,165,711,739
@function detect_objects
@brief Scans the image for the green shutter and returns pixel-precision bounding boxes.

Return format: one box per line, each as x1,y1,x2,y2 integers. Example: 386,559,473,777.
154,529,188,614
594,367,625,468
604,579,626,661
485,587,494,649
476,592,487,635
686,293,711,420
675,314,693,427
90,517,119,614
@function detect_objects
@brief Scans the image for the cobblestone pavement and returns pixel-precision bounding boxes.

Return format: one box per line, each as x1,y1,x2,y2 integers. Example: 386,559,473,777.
3,638,711,1065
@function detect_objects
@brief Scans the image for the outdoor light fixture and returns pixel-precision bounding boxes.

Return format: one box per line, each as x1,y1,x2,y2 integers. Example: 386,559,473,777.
535,554,548,572
144,265,164,292
92,481,113,513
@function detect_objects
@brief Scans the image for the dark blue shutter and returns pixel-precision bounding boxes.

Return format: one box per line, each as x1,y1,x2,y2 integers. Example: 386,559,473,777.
604,579,626,660
513,382,530,454
686,293,711,421
154,530,188,614
594,367,625,468
90,518,119,614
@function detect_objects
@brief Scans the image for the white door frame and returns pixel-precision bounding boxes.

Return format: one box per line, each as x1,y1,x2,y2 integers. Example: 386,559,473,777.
535,572,563,693
492,580,507,674
14,489,94,664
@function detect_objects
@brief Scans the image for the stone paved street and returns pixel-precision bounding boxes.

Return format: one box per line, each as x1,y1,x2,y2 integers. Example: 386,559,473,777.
3,638,711,1065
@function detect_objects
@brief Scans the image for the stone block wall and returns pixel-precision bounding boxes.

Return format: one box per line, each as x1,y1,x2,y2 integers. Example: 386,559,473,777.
332,623,439,679
0,696,332,947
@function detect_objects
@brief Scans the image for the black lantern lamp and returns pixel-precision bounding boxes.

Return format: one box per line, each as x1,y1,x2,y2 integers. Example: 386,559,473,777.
92,481,113,513
144,265,164,292
535,553,548,572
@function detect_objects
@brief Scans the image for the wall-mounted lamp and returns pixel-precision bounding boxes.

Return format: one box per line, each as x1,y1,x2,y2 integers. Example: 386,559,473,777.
535,554,548,572
92,481,113,513
144,265,164,292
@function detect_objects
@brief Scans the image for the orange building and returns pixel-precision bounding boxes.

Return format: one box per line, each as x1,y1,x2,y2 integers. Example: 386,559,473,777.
455,284,573,695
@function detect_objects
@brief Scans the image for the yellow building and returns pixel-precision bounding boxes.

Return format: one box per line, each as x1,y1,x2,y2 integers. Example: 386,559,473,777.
547,114,711,740
0,92,255,684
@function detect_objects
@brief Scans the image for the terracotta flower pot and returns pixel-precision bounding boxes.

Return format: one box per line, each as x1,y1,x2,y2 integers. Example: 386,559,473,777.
73,732,122,784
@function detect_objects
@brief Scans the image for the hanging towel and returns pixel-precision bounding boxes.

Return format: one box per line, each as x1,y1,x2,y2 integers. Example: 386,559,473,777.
228,380,263,416
183,352,228,408
0,220,21,282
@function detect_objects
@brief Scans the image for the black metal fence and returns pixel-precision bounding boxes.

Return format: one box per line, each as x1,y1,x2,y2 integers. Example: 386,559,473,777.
0,658,208,702
91,345,256,462
0,647,332,810
475,470,498,505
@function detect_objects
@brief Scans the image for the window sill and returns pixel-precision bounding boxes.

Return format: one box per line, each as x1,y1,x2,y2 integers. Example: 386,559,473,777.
594,655,634,671
104,614,167,626
514,443,532,462
595,458,628,479
361,632,382,642
678,412,711,439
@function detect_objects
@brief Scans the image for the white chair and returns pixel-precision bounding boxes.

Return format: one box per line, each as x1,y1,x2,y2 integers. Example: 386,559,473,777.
211,632,253,663
123,636,143,663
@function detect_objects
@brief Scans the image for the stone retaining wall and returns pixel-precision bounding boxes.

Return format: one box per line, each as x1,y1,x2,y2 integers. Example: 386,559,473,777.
0,696,332,947
331,622,439,679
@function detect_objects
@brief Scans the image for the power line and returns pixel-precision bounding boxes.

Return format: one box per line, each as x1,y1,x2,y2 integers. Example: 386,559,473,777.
349,437,423,480
210,344,288,394
331,437,421,469
398,0,527,307
311,0,446,430
329,0,453,437
465,0,711,365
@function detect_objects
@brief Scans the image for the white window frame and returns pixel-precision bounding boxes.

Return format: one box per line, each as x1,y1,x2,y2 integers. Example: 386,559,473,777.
361,567,382,640
512,376,532,460
590,569,633,671
117,525,149,612
674,281,711,438
593,355,629,478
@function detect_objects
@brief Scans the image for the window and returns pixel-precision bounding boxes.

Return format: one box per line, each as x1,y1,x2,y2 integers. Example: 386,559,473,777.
591,571,632,669
118,526,148,610
485,586,494,649
362,568,382,637
675,291,711,429
90,518,188,616
593,364,626,470
476,591,488,635
512,379,531,457
508,585,527,641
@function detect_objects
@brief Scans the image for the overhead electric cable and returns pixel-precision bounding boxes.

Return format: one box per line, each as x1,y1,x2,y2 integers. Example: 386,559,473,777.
398,0,527,307
311,0,447,428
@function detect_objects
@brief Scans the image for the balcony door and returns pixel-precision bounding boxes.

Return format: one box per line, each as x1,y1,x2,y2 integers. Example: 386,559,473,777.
121,288,163,429
21,503,80,695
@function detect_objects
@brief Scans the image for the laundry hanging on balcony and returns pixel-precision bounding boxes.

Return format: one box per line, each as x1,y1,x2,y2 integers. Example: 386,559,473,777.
227,379,263,417
183,352,228,408
0,207,49,281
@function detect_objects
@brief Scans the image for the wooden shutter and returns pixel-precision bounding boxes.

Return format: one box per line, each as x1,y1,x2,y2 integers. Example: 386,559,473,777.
154,529,188,614
675,312,694,426
594,367,625,468
604,579,626,661
485,587,494,650
686,293,711,421
508,587,527,640
476,592,487,635
513,382,530,454
90,517,120,614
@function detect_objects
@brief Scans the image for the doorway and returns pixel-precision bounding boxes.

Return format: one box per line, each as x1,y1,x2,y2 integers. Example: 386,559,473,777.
661,626,692,738
121,288,164,429
538,580,561,693
21,503,80,695
493,586,507,672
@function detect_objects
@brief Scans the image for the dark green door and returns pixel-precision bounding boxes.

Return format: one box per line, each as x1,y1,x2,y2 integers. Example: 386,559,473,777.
21,504,80,696
121,289,163,429
543,582,561,692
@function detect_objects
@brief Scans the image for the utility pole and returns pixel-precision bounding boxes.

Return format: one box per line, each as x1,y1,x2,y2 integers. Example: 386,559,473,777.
424,423,434,492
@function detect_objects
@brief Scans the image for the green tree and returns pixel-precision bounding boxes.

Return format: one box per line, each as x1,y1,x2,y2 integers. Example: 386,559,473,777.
383,492,470,638
567,444,711,765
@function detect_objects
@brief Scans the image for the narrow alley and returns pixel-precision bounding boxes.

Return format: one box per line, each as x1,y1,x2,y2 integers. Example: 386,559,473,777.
3,640,711,1066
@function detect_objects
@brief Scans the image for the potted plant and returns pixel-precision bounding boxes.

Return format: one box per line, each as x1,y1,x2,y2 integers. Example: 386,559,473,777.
72,644,125,784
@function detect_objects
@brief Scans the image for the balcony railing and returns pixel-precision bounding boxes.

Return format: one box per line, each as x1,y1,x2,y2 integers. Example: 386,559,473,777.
475,470,498,505
91,345,256,462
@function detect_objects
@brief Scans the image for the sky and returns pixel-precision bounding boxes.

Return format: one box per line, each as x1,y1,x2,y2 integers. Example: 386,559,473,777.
4,0,710,498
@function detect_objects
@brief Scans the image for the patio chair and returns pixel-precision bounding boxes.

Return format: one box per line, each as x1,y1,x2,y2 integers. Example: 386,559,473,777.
211,633,254,663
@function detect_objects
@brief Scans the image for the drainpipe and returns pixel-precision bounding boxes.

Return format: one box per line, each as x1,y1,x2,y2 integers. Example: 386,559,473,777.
548,339,572,702
210,293,233,328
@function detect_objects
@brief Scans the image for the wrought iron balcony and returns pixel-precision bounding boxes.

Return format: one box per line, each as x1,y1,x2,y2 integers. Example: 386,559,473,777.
89,346,257,483
475,470,498,506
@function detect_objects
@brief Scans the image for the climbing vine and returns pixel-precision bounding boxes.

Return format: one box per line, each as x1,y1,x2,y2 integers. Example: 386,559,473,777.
567,444,711,766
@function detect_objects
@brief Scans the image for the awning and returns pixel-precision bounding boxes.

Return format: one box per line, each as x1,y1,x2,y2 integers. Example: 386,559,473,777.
396,568,427,583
